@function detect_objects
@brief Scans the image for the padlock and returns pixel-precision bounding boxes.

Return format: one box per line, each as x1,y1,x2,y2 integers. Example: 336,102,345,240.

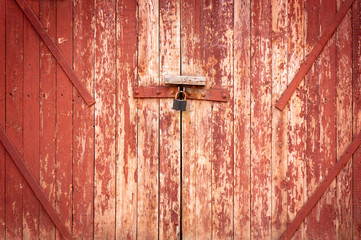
172,90,187,111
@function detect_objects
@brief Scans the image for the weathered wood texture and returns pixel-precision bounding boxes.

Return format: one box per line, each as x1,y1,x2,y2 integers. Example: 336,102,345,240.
0,0,360,239
164,75,206,86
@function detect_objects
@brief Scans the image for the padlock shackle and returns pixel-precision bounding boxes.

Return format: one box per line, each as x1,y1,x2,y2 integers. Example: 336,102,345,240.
175,90,187,100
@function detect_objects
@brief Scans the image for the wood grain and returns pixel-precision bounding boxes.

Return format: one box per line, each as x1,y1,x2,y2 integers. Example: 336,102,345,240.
164,75,206,86
335,0,353,239
287,0,305,239
234,0,251,238
22,0,40,238
180,0,198,238
159,0,181,238
271,0,288,238
280,130,361,240
137,0,159,238
73,0,95,238
276,0,356,110
318,1,337,238
304,0,321,238
0,127,73,240
115,0,138,238
211,0,234,239
15,0,95,106
56,1,73,238
5,0,24,237
94,0,116,238
353,0,361,237
251,0,272,238
0,0,5,237
39,1,57,238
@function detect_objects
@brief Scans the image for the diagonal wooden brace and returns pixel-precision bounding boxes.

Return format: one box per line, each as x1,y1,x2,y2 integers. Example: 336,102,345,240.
0,126,73,240
280,129,361,240
15,0,95,107
275,0,355,110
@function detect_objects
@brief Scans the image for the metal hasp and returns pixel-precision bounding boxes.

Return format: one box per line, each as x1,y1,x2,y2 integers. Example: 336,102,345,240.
134,86,229,102
134,75,229,102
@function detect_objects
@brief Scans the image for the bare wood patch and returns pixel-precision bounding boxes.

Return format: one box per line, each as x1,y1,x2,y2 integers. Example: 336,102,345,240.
164,75,206,86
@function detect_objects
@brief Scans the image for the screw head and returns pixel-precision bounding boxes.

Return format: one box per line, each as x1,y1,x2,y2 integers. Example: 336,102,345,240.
134,90,139,95
156,89,161,95
222,93,227,98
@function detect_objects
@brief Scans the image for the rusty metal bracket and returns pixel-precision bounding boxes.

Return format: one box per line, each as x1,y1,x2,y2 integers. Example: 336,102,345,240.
0,126,73,240
280,129,361,240
133,86,229,102
275,0,355,110
15,0,95,106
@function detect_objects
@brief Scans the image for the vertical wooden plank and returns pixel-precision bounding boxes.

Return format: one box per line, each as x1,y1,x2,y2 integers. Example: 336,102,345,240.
335,0,352,238
0,0,5,237
353,0,361,238
56,1,73,238
287,0,305,239
73,0,95,238
234,0,251,238
180,1,197,237
251,0,272,238
116,0,137,238
181,0,213,238
5,0,23,238
23,0,40,238
304,0,321,238
180,0,214,238
39,0,57,238
159,0,181,239
195,1,213,239
318,1,337,238
271,0,288,238
211,0,233,239
94,0,116,238
137,0,159,238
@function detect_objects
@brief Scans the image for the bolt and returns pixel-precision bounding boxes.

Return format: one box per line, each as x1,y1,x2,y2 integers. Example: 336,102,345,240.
156,89,161,95
134,90,139,95
222,93,227,98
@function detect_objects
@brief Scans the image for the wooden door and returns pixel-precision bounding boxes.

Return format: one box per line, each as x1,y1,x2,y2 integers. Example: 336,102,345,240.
1,0,361,239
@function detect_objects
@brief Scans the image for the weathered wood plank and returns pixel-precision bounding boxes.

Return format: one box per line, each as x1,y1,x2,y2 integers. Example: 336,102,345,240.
353,0,361,237
234,0,251,238
304,0,321,238
39,1,57,238
184,1,213,238
5,0,23,237
211,0,234,239
164,75,206,86
115,0,138,238
271,0,288,238
251,0,272,238
280,130,361,240
0,127,73,240
180,0,198,237
287,0,305,239
56,1,73,239
73,0,95,238
22,0,40,238
335,0,353,239
94,0,116,238
318,1,337,238
159,0,181,238
15,0,95,106
137,0,159,238
275,0,356,110
0,0,5,237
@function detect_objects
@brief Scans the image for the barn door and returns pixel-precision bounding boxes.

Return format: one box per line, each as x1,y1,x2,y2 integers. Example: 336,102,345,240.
1,0,361,239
